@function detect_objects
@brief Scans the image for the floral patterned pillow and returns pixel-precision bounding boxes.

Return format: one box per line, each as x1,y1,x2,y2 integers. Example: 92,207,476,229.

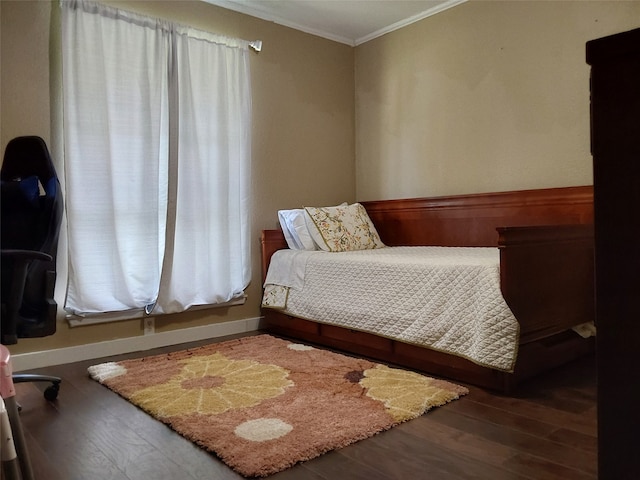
304,203,386,252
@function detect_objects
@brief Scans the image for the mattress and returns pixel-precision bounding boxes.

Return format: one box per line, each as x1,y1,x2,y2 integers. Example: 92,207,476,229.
262,246,519,372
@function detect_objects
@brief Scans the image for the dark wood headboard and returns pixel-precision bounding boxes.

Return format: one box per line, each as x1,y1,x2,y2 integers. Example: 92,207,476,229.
262,185,594,282
361,185,593,247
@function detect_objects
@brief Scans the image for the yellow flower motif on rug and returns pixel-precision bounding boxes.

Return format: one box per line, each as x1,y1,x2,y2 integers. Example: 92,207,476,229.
130,352,293,418
360,364,455,422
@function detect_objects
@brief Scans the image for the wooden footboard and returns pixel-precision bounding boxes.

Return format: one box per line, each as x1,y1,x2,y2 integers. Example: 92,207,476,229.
498,224,595,343
260,186,595,392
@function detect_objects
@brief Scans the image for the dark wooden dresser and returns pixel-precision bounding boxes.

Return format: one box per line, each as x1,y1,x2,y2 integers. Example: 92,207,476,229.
586,27,640,479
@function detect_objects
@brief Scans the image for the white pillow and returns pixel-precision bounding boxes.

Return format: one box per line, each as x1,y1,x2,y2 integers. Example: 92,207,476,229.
278,210,302,249
304,203,385,252
278,209,317,250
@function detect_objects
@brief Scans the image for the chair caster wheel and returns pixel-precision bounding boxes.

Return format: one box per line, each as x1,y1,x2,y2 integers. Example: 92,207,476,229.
44,384,59,401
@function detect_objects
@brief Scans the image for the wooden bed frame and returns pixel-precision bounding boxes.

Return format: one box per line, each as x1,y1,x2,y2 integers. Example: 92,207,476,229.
260,186,595,393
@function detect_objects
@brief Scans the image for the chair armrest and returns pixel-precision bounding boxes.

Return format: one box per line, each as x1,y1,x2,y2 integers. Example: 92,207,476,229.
1,249,52,263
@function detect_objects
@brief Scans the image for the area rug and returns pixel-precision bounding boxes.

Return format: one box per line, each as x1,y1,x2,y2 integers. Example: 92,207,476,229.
88,334,468,477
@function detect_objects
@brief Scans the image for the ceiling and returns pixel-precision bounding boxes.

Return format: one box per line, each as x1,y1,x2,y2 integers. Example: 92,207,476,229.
204,0,466,46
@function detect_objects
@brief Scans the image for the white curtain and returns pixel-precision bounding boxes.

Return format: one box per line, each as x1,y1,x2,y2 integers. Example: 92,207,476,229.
61,0,252,317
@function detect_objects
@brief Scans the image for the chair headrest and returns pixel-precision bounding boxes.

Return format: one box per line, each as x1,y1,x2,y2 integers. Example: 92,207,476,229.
1,136,57,183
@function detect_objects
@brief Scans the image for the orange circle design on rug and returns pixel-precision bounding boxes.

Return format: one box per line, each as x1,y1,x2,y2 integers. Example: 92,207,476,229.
129,352,293,417
181,375,225,389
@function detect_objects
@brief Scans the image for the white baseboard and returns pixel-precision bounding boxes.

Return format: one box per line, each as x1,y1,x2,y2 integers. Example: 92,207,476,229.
11,317,264,372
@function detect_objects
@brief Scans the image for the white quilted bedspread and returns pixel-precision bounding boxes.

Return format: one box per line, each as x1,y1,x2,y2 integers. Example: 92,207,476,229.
262,246,519,372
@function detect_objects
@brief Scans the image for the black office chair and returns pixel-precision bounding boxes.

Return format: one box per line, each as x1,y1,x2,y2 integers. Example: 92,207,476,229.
1,136,63,402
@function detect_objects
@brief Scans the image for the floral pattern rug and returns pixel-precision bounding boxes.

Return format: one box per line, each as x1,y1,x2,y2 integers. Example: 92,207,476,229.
88,334,468,477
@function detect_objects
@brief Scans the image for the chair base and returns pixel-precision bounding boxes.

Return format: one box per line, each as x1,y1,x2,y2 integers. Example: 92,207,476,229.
13,373,61,401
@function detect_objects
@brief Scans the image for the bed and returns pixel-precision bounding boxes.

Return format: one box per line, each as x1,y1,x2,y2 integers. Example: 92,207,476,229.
260,186,595,393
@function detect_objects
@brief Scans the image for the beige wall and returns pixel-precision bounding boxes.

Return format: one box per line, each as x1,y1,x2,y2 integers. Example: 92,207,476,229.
1,0,354,355
355,0,640,201
1,0,53,147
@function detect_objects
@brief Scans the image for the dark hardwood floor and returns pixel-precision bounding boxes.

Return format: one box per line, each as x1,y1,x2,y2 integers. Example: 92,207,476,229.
12,332,596,480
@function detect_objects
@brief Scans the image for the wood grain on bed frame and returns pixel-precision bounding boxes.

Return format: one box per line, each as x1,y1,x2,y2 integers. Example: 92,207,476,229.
261,186,595,393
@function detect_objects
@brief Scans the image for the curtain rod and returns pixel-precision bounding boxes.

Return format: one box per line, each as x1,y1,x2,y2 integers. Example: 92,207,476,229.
62,0,263,53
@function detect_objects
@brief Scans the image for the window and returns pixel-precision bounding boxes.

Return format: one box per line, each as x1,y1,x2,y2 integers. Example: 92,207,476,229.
61,0,252,318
